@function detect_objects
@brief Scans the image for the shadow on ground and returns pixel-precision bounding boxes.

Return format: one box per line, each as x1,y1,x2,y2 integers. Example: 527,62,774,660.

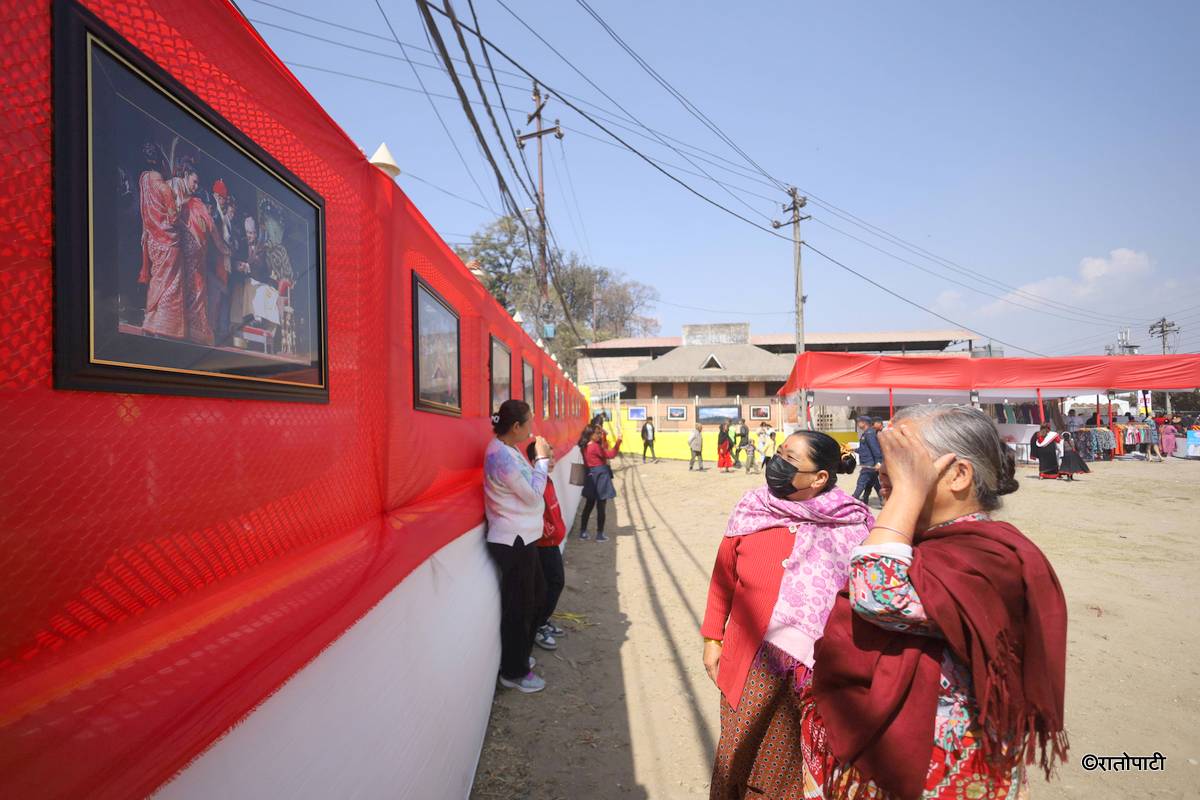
470,460,648,800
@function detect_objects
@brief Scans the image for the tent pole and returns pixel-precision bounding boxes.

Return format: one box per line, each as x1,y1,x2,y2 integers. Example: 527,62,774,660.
1037,388,1045,424
888,387,894,421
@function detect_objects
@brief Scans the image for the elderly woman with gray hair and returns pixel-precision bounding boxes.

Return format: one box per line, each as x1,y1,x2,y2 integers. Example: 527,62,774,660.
801,405,1069,800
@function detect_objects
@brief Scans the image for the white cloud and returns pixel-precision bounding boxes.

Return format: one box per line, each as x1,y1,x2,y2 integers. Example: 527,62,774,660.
976,248,1154,319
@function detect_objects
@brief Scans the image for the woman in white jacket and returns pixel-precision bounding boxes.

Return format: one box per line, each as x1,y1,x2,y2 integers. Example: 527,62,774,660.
484,399,554,693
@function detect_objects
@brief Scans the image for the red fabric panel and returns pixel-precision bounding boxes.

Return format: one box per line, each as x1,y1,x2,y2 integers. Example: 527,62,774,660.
780,352,1200,395
0,2,586,797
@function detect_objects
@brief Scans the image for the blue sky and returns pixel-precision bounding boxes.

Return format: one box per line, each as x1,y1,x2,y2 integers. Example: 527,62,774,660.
243,0,1200,355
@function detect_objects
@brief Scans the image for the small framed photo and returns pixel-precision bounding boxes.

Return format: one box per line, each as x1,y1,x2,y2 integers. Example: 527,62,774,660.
627,406,647,421
750,404,772,421
54,0,328,401
542,375,550,419
666,405,688,421
523,360,535,404
413,274,461,415
489,336,511,412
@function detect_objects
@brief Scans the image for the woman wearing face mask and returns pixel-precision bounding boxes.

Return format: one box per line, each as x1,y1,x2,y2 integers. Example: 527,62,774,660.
802,405,1068,799
485,399,554,694
701,431,869,800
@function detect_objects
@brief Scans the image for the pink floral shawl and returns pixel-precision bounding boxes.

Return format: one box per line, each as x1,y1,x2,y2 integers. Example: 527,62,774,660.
724,485,873,666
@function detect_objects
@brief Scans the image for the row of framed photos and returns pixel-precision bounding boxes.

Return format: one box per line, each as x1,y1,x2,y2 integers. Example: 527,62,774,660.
625,404,774,423
414,274,578,419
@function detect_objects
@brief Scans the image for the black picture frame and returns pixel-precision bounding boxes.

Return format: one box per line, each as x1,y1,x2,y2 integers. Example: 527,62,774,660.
542,375,550,419
523,360,535,405
53,0,329,402
489,335,511,413
412,274,461,415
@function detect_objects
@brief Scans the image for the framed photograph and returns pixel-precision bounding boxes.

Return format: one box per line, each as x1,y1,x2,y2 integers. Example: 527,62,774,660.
666,405,687,421
750,404,772,421
627,406,647,421
412,275,461,415
523,360,535,405
489,336,511,412
542,375,550,419
53,0,328,401
698,405,741,425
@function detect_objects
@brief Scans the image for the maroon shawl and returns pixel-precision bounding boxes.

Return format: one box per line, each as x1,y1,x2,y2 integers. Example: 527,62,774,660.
810,519,1069,800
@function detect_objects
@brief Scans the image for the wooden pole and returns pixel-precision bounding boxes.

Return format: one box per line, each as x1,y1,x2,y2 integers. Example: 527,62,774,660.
888,387,894,421
1037,388,1045,423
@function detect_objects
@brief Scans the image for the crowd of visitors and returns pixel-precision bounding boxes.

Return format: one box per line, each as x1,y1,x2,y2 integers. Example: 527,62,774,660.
482,398,1104,793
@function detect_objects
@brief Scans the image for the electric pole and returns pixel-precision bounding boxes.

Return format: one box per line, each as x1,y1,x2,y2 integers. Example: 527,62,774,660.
773,187,809,355
1149,317,1180,414
516,82,563,300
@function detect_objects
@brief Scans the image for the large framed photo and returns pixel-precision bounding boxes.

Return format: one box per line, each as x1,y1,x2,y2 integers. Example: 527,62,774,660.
750,404,772,421
627,406,647,421
490,336,511,412
53,0,328,401
412,275,461,415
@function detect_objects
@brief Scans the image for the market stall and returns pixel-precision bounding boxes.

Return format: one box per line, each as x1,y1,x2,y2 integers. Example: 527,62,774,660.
778,352,1200,461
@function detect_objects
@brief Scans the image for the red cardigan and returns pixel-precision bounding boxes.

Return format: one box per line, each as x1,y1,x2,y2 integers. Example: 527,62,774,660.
701,526,793,710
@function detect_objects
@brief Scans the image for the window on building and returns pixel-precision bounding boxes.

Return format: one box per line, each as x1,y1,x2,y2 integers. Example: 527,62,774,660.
725,381,749,398
700,353,724,370
651,382,674,398
765,381,786,396
620,383,637,400
687,382,711,398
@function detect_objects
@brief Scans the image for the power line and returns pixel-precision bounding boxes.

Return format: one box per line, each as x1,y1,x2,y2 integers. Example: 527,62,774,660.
572,0,787,193
808,216,1133,329
419,0,585,340
400,170,494,211
555,138,593,260
371,0,498,215
801,242,1048,356
491,0,776,225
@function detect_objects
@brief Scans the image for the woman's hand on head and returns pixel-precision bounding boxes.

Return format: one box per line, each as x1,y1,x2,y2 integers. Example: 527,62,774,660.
703,640,722,685
878,424,956,504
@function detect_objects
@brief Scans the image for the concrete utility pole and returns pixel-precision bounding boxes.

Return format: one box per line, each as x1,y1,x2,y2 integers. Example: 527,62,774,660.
516,82,563,300
772,187,810,355
1149,317,1180,414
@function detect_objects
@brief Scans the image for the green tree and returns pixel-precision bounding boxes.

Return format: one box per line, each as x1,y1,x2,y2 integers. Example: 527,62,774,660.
455,216,660,374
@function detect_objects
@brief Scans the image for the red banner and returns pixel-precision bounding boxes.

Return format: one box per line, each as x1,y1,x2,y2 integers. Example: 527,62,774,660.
780,351,1200,396
0,1,585,797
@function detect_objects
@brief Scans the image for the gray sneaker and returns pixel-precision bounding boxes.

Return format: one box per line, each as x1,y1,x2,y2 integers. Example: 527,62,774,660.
579,530,590,540
535,630,558,650
499,671,546,693
595,532,609,543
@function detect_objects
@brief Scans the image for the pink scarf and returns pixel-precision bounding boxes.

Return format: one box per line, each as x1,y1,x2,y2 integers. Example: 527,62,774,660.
725,485,873,666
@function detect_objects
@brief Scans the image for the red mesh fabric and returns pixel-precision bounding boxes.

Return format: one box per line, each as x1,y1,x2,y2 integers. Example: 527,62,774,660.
0,2,586,797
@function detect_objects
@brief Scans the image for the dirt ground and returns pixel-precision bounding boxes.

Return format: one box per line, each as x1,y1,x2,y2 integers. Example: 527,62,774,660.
470,454,1200,800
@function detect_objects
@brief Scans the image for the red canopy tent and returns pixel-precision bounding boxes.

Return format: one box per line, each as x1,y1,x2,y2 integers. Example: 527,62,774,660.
779,352,1200,422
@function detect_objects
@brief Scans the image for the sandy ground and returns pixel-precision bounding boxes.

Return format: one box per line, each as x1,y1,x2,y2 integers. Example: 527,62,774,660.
470,454,1200,800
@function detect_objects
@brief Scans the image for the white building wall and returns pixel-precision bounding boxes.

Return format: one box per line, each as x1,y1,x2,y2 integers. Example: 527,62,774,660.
156,452,583,800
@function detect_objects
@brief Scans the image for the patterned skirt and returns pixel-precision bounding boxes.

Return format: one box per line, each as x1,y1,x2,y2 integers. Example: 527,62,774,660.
710,642,812,800
797,693,1027,800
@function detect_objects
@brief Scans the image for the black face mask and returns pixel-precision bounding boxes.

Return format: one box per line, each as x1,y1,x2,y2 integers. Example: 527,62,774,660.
764,454,799,498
